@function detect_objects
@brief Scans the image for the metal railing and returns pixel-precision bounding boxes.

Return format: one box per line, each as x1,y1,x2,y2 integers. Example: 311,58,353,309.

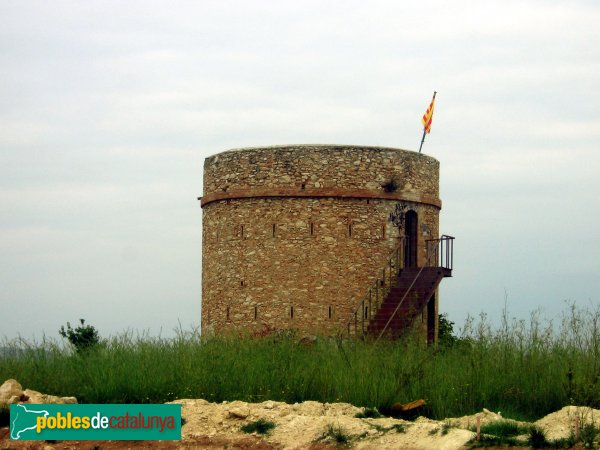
375,237,445,341
346,238,405,337
346,235,454,339
425,235,454,270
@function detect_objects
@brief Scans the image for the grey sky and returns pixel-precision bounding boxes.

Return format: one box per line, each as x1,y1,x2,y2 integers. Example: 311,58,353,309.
1,1,599,340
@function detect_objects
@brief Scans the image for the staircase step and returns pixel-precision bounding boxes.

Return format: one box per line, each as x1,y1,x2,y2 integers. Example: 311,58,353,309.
351,262,451,338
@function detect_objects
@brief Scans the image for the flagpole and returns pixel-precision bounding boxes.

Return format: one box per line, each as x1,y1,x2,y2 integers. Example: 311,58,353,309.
418,91,436,153
418,129,427,153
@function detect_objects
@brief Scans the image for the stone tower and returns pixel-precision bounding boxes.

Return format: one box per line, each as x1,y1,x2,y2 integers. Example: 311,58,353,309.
200,145,452,339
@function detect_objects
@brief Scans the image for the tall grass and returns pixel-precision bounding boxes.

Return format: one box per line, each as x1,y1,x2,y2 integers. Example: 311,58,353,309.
1,303,598,421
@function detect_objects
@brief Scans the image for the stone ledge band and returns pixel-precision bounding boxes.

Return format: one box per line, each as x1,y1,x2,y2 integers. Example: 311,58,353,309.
200,188,442,209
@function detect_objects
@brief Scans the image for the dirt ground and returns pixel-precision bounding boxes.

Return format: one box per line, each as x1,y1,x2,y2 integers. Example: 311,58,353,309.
1,399,598,449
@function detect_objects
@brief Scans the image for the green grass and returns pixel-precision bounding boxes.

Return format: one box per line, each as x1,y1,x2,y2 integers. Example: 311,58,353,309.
319,424,350,445
391,423,407,433
580,420,599,448
469,419,531,437
1,303,599,422
468,434,521,448
468,425,567,449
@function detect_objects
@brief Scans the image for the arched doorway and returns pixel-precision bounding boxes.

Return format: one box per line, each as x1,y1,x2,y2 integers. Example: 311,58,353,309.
404,210,418,268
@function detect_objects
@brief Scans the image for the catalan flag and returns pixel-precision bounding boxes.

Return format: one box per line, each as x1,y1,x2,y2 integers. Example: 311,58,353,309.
421,92,436,134
418,91,437,153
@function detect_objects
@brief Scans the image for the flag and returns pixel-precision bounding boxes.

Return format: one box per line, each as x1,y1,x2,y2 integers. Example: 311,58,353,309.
421,94,435,134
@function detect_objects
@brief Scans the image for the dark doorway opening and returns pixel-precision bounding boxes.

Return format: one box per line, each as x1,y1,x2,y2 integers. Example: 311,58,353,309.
404,210,418,268
427,293,436,345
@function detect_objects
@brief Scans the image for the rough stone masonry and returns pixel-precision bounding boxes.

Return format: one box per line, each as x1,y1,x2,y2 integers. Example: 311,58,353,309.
200,145,441,337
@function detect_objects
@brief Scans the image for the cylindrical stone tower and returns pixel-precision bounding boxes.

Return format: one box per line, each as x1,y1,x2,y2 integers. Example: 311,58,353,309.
200,145,442,336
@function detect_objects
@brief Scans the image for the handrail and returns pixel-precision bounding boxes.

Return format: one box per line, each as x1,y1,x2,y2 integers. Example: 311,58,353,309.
375,238,440,341
346,235,454,340
425,235,454,270
346,237,405,338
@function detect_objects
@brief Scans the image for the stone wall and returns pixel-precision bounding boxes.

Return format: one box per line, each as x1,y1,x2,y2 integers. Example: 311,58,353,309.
201,145,441,336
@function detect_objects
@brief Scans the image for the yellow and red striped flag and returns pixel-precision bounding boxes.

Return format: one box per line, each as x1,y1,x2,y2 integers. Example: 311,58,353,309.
421,92,436,134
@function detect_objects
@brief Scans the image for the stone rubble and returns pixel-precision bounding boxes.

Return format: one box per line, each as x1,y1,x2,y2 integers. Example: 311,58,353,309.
0,379,77,406
2,378,598,449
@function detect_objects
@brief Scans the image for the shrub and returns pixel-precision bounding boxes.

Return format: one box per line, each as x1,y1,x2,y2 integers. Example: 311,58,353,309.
392,423,407,433
528,426,549,448
240,418,276,435
320,424,350,445
438,313,457,347
59,319,100,353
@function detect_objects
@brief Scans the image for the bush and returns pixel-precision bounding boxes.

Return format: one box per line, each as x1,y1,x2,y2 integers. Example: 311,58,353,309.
528,426,549,448
319,424,350,445
240,418,276,435
59,319,100,353
438,313,457,347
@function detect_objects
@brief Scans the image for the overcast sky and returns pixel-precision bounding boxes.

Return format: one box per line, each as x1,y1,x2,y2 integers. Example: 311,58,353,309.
1,0,599,341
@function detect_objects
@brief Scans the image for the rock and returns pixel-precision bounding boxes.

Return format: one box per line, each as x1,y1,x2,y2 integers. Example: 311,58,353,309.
298,335,316,347
0,379,23,404
228,408,249,419
264,401,275,409
22,388,78,404
7,395,21,404
23,389,45,403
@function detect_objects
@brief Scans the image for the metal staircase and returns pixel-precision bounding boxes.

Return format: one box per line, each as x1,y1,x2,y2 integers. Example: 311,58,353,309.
347,235,454,340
